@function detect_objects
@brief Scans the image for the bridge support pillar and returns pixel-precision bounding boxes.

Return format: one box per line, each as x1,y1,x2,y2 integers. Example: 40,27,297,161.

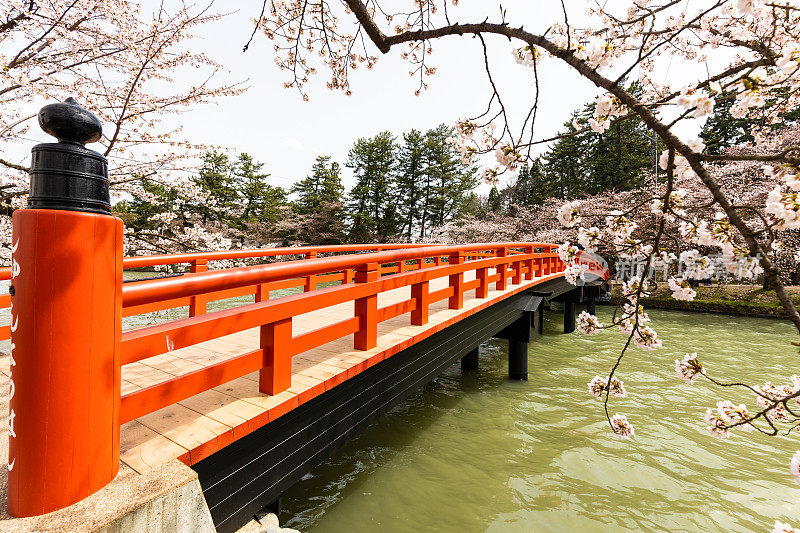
508,339,528,380
461,347,479,372
537,305,545,335
587,294,596,315
564,300,576,333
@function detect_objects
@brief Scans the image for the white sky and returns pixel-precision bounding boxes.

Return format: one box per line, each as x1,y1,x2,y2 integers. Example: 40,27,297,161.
8,0,713,196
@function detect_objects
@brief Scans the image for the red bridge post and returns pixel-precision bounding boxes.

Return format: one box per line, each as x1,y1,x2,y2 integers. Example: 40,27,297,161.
260,317,292,395
524,245,534,280
448,252,464,309
411,279,429,325
496,246,508,290
189,258,208,316
354,262,378,350
8,99,122,516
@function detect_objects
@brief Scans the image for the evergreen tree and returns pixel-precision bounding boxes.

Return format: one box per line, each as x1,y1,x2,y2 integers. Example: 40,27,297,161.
115,176,180,232
584,113,653,193
488,186,502,213
233,153,285,225
396,129,427,240
291,155,344,215
511,160,554,206
192,151,237,223
541,114,592,200
423,124,479,234
538,83,657,201
346,131,400,242
284,155,346,243
701,91,800,154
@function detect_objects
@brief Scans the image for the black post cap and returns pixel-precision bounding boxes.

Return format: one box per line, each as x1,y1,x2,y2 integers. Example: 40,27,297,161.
28,98,111,214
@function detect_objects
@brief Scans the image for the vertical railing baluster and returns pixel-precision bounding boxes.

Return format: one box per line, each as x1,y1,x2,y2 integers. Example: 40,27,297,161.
304,251,317,291
476,262,489,298
448,252,464,309
496,246,508,290
354,262,378,350
411,279,429,325
259,317,292,395
524,245,534,281
512,251,522,285
255,282,269,304
189,259,208,316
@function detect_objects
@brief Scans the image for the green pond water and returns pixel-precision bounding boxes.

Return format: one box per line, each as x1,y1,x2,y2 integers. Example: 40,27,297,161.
274,307,800,532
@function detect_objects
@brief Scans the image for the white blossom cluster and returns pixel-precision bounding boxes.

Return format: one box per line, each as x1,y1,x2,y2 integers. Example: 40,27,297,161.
704,401,753,438
766,164,800,230
675,83,719,118
512,45,539,67
667,277,696,301
609,413,635,440
557,200,582,228
674,352,704,383
587,374,626,400
576,310,603,335
589,93,626,133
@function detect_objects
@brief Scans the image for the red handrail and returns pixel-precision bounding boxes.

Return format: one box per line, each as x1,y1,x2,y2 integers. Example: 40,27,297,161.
0,243,437,281
121,243,435,269
122,243,556,308
116,242,578,424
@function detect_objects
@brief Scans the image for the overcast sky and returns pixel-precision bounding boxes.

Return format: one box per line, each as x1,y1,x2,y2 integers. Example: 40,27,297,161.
10,0,711,196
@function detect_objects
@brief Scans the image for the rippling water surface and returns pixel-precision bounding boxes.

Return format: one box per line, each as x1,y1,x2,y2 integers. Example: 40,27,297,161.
277,307,800,532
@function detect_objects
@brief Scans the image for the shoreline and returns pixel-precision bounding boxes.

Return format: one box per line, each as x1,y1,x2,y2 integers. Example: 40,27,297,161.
609,283,799,320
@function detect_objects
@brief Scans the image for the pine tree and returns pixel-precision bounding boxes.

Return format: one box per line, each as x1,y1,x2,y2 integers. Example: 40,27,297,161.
291,155,344,215
423,124,479,233
284,155,346,243
700,90,800,154
233,153,280,224
488,186,502,213
541,116,590,200
346,132,400,242
539,84,657,200
192,151,237,223
396,129,427,240
584,113,653,193
511,160,554,206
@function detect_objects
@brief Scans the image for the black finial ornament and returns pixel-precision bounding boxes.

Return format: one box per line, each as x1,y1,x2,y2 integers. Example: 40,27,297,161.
28,98,111,214
38,97,103,145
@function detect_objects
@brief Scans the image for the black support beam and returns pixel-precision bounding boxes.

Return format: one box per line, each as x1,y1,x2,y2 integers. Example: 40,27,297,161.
508,339,528,380
460,347,479,371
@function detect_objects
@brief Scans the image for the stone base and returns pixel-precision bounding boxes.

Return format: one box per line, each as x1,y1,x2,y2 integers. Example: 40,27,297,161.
0,459,214,533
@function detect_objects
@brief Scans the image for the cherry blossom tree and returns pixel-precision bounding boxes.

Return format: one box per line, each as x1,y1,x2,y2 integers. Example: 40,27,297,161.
0,0,245,260
255,0,800,511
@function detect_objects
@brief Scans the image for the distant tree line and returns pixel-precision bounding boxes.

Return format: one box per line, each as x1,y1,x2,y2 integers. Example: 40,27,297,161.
481,83,800,218
482,84,661,216
115,124,479,247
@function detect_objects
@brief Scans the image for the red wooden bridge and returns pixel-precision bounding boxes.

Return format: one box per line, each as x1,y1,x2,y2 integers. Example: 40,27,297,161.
0,99,608,532
1,237,607,529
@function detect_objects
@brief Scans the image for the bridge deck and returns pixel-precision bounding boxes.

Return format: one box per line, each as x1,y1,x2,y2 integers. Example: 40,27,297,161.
0,269,561,476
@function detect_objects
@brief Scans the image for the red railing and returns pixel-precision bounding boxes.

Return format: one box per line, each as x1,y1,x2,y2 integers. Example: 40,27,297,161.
0,243,437,340
116,242,566,424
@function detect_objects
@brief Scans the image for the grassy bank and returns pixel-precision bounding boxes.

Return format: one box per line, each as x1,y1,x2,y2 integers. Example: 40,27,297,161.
610,283,800,319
